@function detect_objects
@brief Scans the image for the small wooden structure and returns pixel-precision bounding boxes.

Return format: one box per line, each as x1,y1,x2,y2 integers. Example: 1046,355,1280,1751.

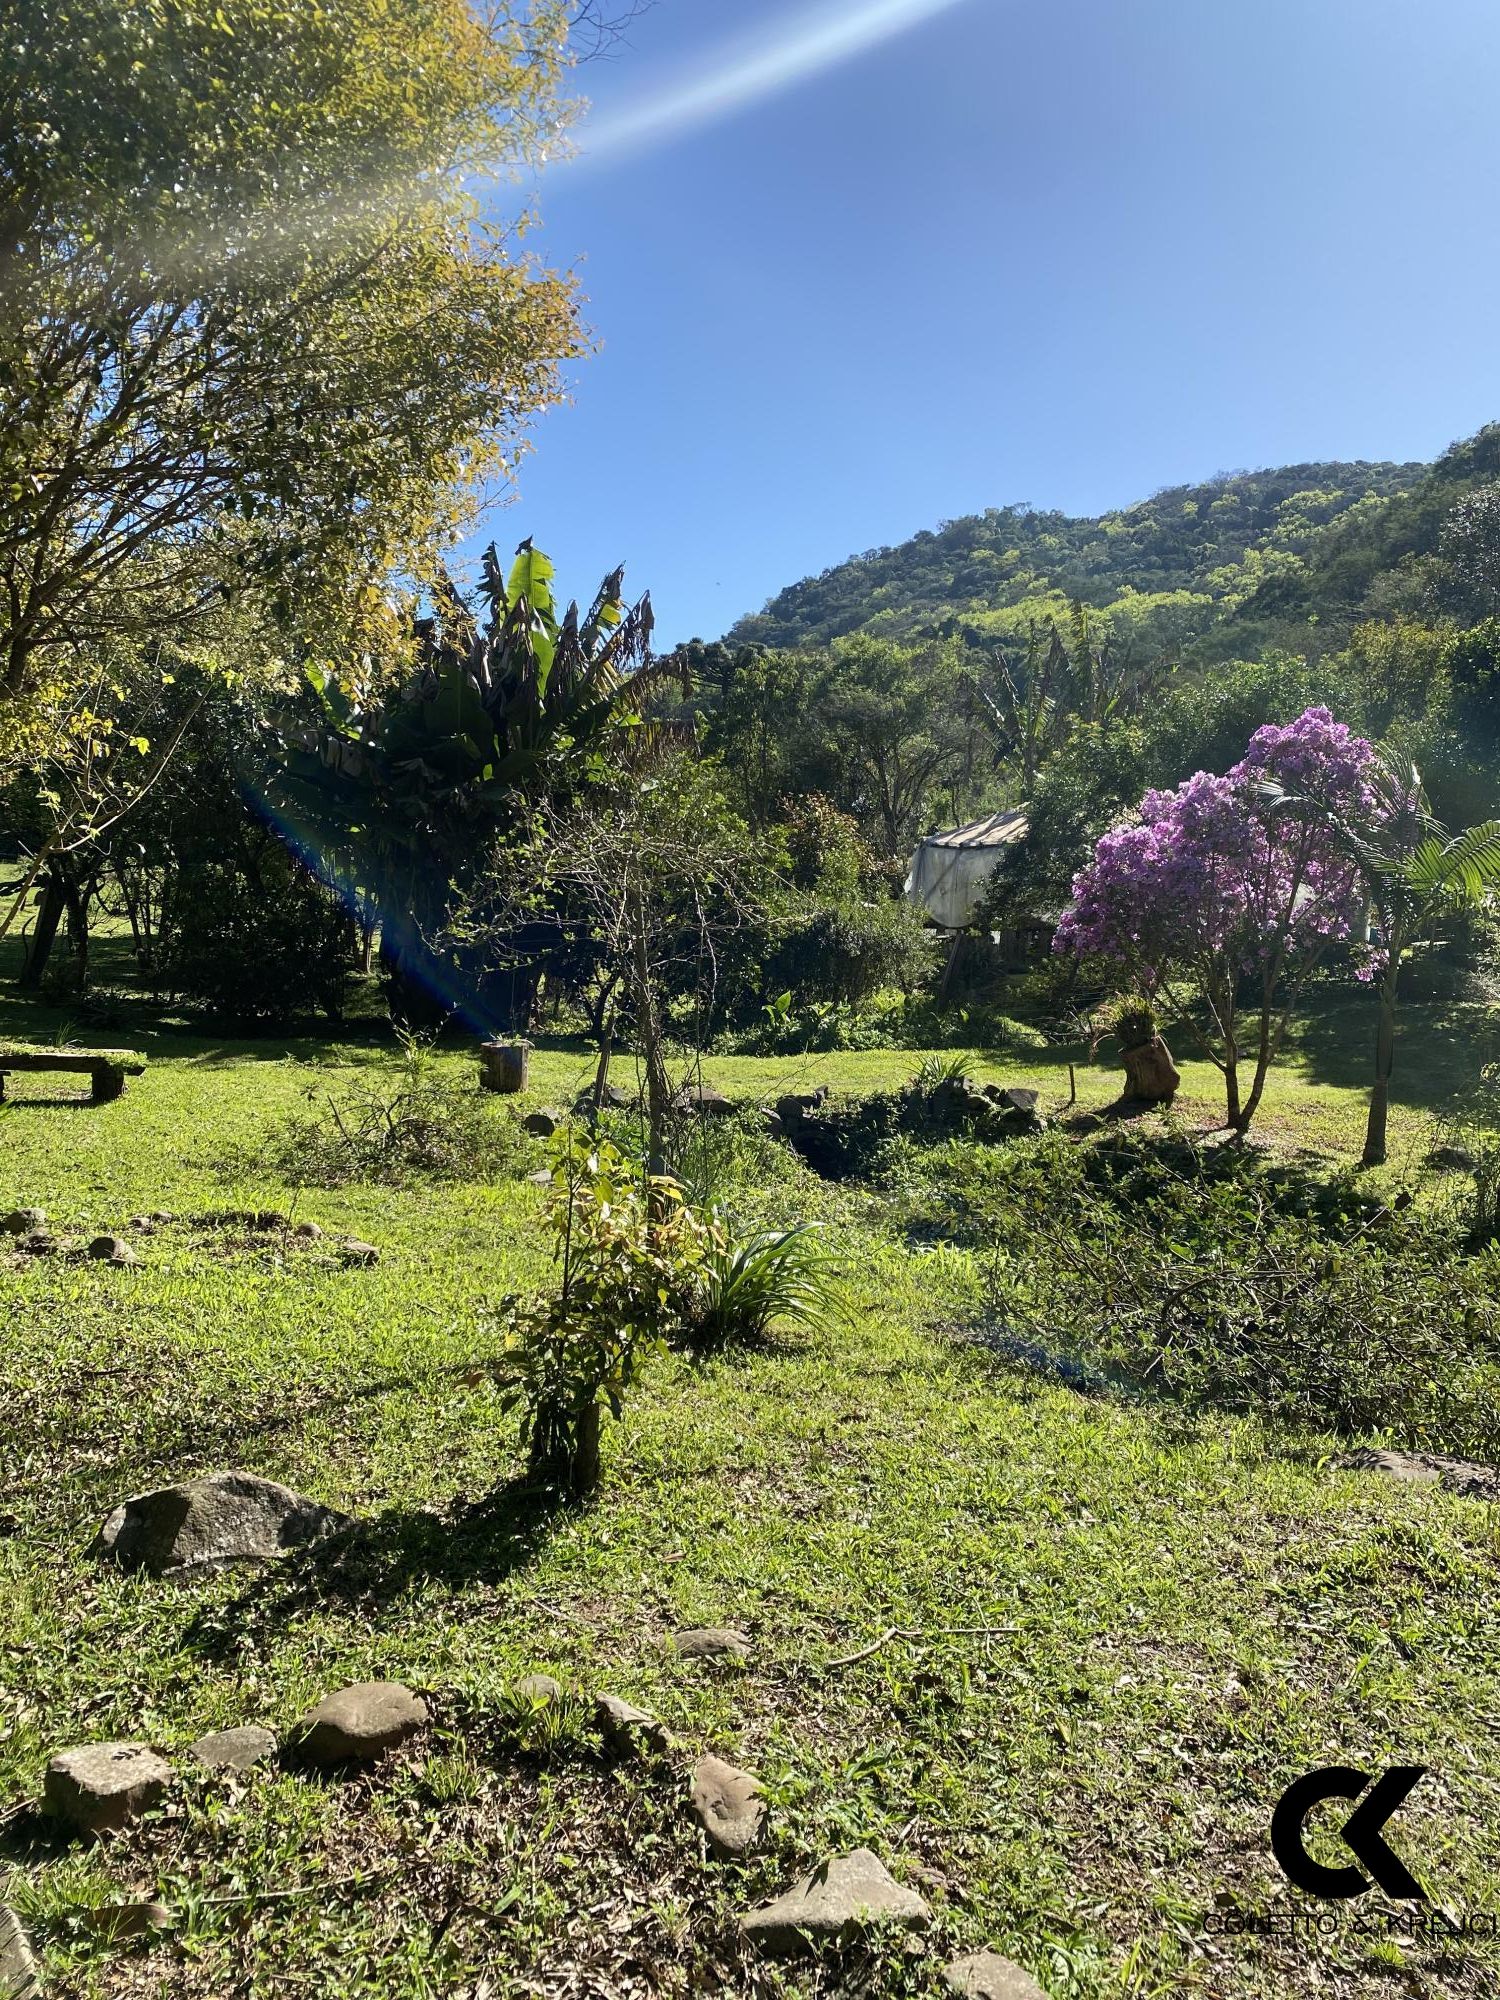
478,1040,529,1094
0,1045,147,1103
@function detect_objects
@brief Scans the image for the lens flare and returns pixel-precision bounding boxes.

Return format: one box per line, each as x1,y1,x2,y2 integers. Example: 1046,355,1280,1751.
564,0,973,168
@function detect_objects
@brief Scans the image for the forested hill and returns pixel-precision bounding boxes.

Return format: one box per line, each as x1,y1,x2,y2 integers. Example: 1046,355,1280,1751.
726,443,1500,659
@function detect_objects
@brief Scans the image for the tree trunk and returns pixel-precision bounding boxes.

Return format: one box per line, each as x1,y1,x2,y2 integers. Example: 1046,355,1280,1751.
1362,981,1397,1167
626,886,671,1175
18,875,65,990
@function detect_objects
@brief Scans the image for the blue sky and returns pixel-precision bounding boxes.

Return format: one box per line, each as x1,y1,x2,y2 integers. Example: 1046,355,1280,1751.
467,0,1500,643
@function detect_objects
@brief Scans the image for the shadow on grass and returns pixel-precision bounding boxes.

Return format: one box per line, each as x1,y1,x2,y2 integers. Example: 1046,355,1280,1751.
181,1478,569,1662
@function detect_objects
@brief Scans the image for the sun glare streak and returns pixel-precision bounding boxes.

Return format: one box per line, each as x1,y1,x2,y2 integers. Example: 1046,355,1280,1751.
563,0,973,167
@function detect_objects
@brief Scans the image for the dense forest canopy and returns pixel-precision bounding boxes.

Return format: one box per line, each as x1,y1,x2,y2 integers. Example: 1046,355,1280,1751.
727,437,1500,664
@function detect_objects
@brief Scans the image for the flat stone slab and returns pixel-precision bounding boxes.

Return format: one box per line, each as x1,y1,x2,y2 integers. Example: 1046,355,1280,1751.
739,1847,930,1955
189,1725,278,1772
1338,1448,1500,1502
672,1626,751,1661
292,1682,428,1765
90,1471,350,1576
0,1905,39,1998
689,1753,767,1856
44,1741,173,1835
942,1950,1049,1999
595,1693,672,1756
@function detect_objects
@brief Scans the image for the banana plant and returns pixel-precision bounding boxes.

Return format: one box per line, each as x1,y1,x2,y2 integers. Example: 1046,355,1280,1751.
269,540,681,1025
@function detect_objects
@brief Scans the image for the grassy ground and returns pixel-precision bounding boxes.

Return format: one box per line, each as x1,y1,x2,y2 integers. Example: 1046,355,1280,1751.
3,971,1499,1998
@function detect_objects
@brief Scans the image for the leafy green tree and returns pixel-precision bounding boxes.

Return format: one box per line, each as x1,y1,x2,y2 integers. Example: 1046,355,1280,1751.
0,0,580,749
1331,752,1500,1166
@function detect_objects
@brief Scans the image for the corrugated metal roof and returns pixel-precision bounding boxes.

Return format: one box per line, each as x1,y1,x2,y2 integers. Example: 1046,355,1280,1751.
920,807,1030,852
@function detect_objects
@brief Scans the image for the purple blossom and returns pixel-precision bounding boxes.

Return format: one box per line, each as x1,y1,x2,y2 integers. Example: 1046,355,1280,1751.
1055,708,1380,991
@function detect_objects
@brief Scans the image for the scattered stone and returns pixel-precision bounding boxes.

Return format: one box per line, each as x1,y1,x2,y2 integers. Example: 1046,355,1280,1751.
19,1231,56,1256
1,1208,44,1235
980,1084,1047,1134
522,1107,563,1138
689,1753,767,1857
149,1210,176,1225
189,1724,278,1772
512,1673,563,1705
575,1082,634,1113
1338,1447,1500,1502
293,1221,323,1241
941,1951,1049,2000
739,1847,930,1956
90,1471,350,1577
340,1239,381,1267
87,1234,138,1266
44,1742,173,1836
292,1682,428,1766
595,1693,672,1757
87,1900,174,1940
0,1905,39,1999
673,1084,735,1118
672,1626,751,1661
774,1090,826,1127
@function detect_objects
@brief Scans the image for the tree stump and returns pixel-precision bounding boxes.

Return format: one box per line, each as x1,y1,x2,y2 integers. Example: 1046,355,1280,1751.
1119,1034,1180,1106
479,1041,529,1093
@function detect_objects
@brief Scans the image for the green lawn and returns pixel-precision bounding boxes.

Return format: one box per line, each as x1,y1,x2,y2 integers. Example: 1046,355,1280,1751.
2,988,1499,1998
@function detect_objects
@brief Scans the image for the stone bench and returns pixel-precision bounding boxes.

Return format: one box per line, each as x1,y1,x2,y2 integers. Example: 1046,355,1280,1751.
0,1045,147,1104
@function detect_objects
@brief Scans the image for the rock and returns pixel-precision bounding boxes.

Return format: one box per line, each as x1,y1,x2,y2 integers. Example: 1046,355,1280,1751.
672,1626,751,1661
189,1724,278,1772
981,1085,1046,1134
87,1234,138,1266
87,1900,174,1940
673,1084,735,1118
19,1232,56,1256
942,1951,1049,2000
576,1082,634,1112
292,1682,428,1766
689,1753,767,1856
525,1169,554,1187
522,1108,563,1137
739,1848,930,1956
1,1208,44,1235
761,1110,786,1139
90,1471,350,1576
1119,1034,1180,1107
44,1742,173,1836
340,1239,381,1266
1338,1447,1500,1502
292,1221,323,1241
149,1210,176,1225
0,1905,39,1999
512,1673,563,1705
775,1090,826,1126
595,1693,672,1757
1426,1143,1476,1172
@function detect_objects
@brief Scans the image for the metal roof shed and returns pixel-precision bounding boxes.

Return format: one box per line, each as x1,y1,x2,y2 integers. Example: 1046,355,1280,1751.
904,807,1029,930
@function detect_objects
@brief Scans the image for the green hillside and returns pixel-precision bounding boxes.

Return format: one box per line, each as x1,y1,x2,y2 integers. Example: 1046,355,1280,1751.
727,432,1500,660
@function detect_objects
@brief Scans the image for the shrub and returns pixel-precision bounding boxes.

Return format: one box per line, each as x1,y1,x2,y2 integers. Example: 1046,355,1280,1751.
157,845,354,1026
493,1138,720,1498
262,1038,527,1186
686,1224,838,1351
977,1130,1500,1455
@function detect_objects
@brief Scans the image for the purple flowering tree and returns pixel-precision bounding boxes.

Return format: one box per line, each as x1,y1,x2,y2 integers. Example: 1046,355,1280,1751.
1056,708,1377,1134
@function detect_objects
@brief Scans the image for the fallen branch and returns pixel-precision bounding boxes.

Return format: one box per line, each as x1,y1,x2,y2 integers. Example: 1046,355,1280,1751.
822,1623,1019,1670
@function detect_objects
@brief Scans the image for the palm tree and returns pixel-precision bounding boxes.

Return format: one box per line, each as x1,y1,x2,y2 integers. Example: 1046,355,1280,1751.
1338,752,1500,1166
